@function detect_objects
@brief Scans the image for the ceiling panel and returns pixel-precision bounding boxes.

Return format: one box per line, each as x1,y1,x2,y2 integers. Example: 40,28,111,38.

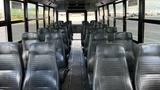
29,0,118,10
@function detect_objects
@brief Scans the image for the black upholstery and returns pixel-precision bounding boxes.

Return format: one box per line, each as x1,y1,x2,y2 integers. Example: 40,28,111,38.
0,42,22,90
113,32,135,82
93,44,133,90
45,33,68,82
22,32,39,69
87,32,109,73
135,43,160,90
23,42,59,90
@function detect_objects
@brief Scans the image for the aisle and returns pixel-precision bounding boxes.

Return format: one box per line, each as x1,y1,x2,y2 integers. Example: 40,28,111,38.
62,34,89,90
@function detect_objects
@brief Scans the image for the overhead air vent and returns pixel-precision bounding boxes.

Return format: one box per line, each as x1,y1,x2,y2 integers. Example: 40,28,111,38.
68,3,85,10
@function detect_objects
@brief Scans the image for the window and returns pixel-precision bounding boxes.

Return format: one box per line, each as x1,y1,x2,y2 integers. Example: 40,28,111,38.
0,0,5,21
29,21,37,32
0,26,8,42
144,23,160,43
116,3,123,18
99,7,103,22
28,3,36,19
54,11,56,22
38,6,43,19
39,20,44,28
10,1,24,21
12,23,25,41
97,9,100,22
127,20,138,41
109,4,114,26
115,3,123,32
127,0,139,19
58,12,66,22
116,20,123,32
145,0,160,20
109,4,114,17
104,6,108,24
45,7,49,26
50,8,54,24
69,13,84,24
87,11,95,22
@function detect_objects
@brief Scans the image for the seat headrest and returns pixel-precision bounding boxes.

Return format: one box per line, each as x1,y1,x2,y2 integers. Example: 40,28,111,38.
38,28,49,33
22,32,38,40
0,42,19,54
92,33,108,40
96,44,125,58
45,33,61,41
115,32,132,40
50,33,61,39
107,27,117,33
139,43,160,56
29,42,55,54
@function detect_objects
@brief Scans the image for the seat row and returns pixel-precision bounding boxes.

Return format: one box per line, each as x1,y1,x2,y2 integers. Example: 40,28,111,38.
0,42,59,90
93,43,160,90
82,21,160,90
0,21,72,90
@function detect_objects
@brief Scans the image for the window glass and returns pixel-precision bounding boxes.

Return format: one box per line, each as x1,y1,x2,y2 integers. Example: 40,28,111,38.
69,13,84,24
127,20,138,40
39,6,43,19
87,11,95,22
28,3,36,19
116,20,123,32
0,26,8,42
10,1,24,21
109,4,114,17
109,4,114,26
104,6,108,24
58,12,66,22
29,20,37,32
45,7,49,26
99,7,103,22
12,23,25,41
109,18,114,27
0,0,5,21
39,20,44,28
97,9,100,22
127,0,139,19
54,11,56,22
144,23,160,42
50,8,54,24
145,0,160,20
116,3,123,18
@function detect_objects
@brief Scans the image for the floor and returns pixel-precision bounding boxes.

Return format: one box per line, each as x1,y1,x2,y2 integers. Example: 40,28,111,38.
62,34,89,90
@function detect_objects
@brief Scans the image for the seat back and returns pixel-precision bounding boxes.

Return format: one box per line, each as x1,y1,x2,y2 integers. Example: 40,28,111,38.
45,34,66,69
113,32,135,81
93,44,133,90
22,32,39,69
23,42,59,90
135,44,160,90
107,27,117,41
0,42,22,90
87,32,109,73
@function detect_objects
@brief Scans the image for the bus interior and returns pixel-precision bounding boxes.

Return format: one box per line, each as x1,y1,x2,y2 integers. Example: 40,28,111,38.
0,0,160,90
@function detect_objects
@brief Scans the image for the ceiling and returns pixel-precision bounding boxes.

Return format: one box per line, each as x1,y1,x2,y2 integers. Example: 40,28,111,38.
30,0,117,11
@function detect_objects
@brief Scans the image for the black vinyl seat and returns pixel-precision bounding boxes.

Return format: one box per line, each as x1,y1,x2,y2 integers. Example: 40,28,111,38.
45,33,68,81
87,32,109,87
93,44,133,90
135,44,160,90
23,42,59,90
22,32,39,69
0,42,22,90
87,32,109,73
113,32,135,82
107,27,117,41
